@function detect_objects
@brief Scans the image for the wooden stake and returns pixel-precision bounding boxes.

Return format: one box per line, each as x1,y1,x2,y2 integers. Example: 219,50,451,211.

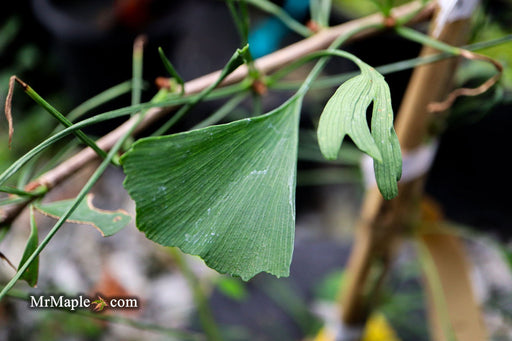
419,228,487,341
339,2,483,338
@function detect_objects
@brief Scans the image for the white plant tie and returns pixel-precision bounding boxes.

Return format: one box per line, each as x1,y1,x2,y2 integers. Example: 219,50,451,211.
433,0,480,37
362,140,439,189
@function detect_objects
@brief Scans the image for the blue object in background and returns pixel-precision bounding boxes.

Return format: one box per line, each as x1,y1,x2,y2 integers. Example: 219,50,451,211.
283,0,310,18
249,0,310,58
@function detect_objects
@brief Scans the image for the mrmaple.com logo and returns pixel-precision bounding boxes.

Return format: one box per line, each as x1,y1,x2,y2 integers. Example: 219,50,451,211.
28,294,139,312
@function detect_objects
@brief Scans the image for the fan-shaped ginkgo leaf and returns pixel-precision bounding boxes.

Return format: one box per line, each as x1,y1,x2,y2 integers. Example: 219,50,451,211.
121,97,303,280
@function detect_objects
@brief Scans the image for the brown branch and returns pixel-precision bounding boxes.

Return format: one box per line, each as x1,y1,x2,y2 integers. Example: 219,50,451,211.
0,1,434,225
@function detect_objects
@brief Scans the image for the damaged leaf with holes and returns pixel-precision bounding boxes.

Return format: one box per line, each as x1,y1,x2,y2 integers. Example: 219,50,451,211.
35,194,132,237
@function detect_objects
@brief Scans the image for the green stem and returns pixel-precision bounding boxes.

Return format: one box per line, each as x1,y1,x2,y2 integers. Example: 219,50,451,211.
252,92,263,116
19,80,110,162
0,185,47,208
395,26,461,55
0,107,131,187
241,0,312,37
158,47,185,94
266,50,354,86
0,185,46,197
271,33,512,91
393,0,431,27
466,33,512,51
66,81,132,123
33,140,80,178
132,39,144,109
152,46,251,136
16,158,36,188
226,0,250,45
0,196,30,207
169,248,222,341
310,0,332,28
226,0,259,77
0,83,248,188
296,23,384,97
17,82,132,188
192,92,248,130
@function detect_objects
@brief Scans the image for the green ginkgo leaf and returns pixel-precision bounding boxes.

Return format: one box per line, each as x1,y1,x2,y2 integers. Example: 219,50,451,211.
317,62,401,199
369,71,402,200
121,97,303,280
317,73,382,161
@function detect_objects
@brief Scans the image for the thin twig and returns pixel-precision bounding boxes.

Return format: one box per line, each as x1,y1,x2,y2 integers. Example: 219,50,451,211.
7,76,111,162
0,0,433,226
428,50,503,112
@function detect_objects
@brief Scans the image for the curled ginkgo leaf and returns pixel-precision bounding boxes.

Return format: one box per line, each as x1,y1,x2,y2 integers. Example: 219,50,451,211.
317,61,402,199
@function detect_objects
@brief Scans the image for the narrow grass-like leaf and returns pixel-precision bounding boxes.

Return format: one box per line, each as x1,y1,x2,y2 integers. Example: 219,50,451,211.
0,196,28,207
317,62,401,199
310,0,331,28
192,93,248,130
243,0,311,37
12,77,108,160
226,0,250,45
18,206,39,287
132,36,145,110
35,194,131,237
158,47,184,95
270,35,512,91
152,45,250,136
0,88,233,188
122,97,303,280
0,186,43,197
66,81,132,123
16,82,131,188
